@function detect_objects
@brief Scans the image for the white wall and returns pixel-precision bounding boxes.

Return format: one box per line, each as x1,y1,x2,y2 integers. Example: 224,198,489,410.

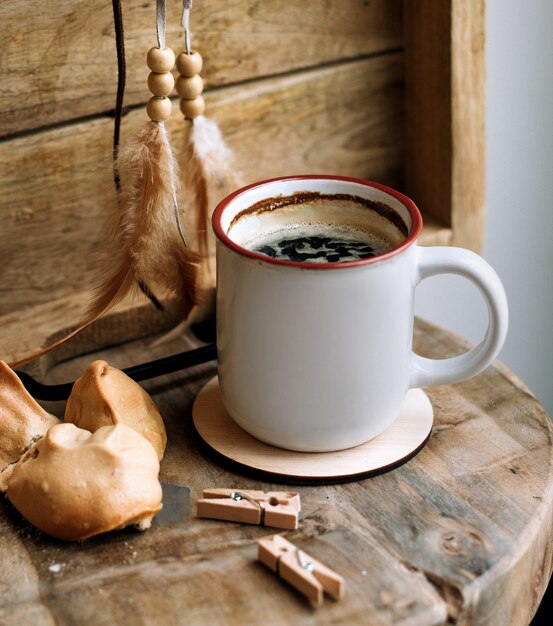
415,0,553,416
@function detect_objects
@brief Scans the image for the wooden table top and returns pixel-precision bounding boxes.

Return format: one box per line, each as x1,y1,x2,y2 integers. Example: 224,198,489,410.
1,318,552,626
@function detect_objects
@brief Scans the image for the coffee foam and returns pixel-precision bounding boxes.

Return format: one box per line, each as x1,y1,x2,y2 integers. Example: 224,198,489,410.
246,223,393,263
228,195,407,260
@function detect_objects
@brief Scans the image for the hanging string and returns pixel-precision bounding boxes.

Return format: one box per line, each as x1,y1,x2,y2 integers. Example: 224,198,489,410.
111,0,125,193
153,0,187,249
165,122,188,248
112,0,163,310
182,1,193,54
156,0,167,49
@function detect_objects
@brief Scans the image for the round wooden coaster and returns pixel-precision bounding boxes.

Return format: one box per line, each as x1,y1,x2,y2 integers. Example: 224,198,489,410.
192,376,433,481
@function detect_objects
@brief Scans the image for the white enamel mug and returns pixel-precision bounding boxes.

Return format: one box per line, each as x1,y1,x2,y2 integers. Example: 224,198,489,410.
212,176,508,452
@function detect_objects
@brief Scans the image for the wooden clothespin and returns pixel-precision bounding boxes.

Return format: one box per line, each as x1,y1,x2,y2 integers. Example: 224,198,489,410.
196,489,301,530
257,534,345,606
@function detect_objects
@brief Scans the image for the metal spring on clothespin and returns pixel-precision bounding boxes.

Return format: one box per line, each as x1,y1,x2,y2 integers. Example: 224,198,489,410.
295,548,315,573
230,491,267,526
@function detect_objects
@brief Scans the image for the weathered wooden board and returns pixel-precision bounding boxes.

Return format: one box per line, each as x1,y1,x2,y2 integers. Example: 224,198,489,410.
0,0,402,137
403,0,486,251
0,0,487,376
0,319,551,625
0,0,487,367
0,54,406,318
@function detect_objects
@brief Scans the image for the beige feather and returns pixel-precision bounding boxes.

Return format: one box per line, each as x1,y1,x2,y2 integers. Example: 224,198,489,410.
150,116,242,348
181,116,243,258
105,120,200,309
9,121,200,368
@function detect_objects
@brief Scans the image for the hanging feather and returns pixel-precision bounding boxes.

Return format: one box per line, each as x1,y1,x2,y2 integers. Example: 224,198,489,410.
181,116,243,258
11,119,200,372
145,1,244,348
11,124,201,369
93,120,201,313
148,113,237,349
176,0,243,269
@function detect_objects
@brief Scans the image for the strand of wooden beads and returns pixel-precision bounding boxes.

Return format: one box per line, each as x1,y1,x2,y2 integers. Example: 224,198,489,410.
176,50,205,120
146,46,175,122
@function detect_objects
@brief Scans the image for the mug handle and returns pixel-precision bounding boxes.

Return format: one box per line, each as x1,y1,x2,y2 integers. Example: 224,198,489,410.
410,246,509,389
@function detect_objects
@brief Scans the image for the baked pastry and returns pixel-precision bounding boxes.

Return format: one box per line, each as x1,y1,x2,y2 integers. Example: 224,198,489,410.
0,360,59,491
64,360,166,460
7,423,162,540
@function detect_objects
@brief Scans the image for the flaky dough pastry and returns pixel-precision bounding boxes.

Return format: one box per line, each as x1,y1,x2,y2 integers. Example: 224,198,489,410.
7,423,162,540
64,360,166,460
0,361,59,491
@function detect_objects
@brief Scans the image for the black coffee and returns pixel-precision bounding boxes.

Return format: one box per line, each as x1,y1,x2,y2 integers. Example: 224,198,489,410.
230,193,407,263
253,228,389,263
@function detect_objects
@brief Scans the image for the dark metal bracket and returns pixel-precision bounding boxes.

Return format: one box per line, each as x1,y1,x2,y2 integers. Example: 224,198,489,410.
16,343,217,401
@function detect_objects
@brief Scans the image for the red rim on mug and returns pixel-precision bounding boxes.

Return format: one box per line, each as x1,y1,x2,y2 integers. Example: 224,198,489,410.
212,175,423,269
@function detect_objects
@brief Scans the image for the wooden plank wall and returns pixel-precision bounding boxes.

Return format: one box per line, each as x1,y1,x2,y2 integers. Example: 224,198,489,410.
403,0,486,250
0,0,403,136
0,0,486,363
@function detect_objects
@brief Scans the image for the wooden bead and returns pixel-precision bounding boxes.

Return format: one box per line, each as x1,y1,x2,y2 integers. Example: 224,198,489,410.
148,71,175,97
180,96,205,119
146,96,172,122
147,47,175,73
176,75,204,99
176,51,203,77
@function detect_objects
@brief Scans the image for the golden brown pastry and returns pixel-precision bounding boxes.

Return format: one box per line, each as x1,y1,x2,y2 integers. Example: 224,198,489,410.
64,360,166,460
0,360,59,491
7,423,162,540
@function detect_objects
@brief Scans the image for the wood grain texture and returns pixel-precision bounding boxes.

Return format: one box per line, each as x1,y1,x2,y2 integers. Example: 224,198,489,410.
403,0,486,251
0,54,405,319
0,0,402,137
0,318,551,625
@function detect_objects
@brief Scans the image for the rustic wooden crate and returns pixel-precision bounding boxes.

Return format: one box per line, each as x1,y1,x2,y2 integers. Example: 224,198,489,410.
0,0,485,365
